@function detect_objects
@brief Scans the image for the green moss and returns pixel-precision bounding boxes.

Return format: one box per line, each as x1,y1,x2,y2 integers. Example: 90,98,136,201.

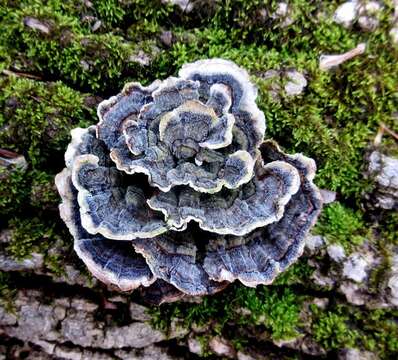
196,334,213,357
273,259,314,286
379,212,398,246
7,217,61,260
92,0,126,28
0,0,177,90
236,287,302,340
1,2,124,90
0,167,30,217
311,304,398,358
150,284,302,342
29,170,60,210
312,306,360,349
0,168,61,219
0,271,16,313
314,202,367,252
4,212,69,275
147,305,177,333
123,0,174,35
0,76,92,168
360,309,398,356
368,256,392,294
0,76,92,227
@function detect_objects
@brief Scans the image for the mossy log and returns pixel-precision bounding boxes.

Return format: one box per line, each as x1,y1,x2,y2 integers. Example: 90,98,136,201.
1,1,398,359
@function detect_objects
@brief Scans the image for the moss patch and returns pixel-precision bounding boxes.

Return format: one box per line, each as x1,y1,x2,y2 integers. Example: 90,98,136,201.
314,202,367,252
311,304,398,358
150,284,303,343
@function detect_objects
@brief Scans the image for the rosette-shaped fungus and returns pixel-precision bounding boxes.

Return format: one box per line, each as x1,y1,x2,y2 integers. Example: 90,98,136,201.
56,59,322,302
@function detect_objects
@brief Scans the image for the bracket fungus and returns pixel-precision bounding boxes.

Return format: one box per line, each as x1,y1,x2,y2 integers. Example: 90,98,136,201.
56,59,323,303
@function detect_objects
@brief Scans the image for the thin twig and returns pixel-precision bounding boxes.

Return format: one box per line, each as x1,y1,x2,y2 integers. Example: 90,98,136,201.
2,69,43,80
380,122,398,141
374,122,398,146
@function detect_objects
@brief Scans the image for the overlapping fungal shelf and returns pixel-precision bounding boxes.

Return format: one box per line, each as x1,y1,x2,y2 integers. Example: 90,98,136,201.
56,59,323,303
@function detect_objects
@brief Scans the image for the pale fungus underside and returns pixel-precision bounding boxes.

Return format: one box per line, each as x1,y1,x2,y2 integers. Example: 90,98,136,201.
56,59,322,302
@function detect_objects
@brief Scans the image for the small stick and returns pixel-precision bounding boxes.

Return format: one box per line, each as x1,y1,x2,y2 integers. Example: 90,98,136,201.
374,122,398,146
319,43,366,71
2,69,43,80
380,122,398,141
0,148,20,159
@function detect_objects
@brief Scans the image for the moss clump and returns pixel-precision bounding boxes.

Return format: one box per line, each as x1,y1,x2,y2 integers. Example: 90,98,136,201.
0,168,30,217
0,168,61,218
361,309,398,357
273,259,314,286
0,0,177,91
314,202,367,252
0,271,16,313
312,307,360,349
29,170,60,210
236,287,302,340
4,214,68,276
0,1,128,91
92,0,126,28
6,217,61,260
0,76,92,240
311,304,398,358
378,212,398,246
196,334,213,357
150,284,302,342
0,76,92,168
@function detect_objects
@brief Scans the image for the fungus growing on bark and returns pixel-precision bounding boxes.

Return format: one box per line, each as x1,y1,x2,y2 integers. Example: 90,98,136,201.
56,59,323,302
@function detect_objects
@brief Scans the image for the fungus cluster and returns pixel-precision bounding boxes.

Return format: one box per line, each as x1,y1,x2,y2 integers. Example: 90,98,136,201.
56,59,323,303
